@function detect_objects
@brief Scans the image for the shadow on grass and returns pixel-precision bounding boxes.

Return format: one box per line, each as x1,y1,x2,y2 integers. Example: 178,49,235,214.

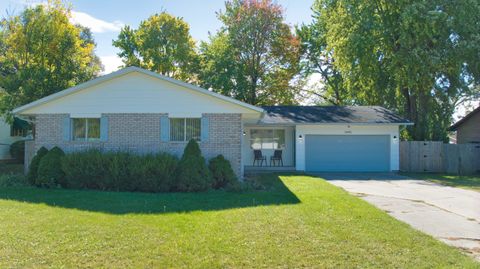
402,172,480,191
0,174,300,214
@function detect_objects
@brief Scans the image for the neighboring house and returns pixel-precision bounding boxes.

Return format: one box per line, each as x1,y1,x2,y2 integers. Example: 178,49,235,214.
449,106,480,144
0,117,30,160
13,67,412,177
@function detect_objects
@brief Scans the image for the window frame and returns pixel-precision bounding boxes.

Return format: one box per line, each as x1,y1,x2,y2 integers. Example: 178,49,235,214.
169,117,201,142
71,118,101,141
249,128,286,150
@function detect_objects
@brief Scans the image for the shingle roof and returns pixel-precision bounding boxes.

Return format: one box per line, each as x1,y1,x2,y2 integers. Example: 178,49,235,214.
259,106,411,125
449,106,480,131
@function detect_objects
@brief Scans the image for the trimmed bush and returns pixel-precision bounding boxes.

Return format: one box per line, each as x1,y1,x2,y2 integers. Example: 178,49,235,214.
175,139,212,192
9,140,25,162
61,150,178,192
129,153,178,192
27,147,49,185
209,155,237,189
61,149,109,189
0,174,28,187
36,146,65,187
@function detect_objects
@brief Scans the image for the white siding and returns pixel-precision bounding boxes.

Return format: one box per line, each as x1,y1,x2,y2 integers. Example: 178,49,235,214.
295,124,400,171
20,72,261,118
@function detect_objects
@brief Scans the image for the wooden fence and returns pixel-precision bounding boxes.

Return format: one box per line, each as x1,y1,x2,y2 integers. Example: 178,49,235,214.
400,141,480,174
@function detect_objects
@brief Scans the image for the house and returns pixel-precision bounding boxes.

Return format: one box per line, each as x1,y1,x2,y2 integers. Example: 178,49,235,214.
13,67,412,177
0,117,30,160
448,106,480,144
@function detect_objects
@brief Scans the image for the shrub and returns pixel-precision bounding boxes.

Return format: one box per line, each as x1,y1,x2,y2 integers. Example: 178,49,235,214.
0,174,28,187
61,150,178,192
36,146,65,187
61,149,108,189
27,147,49,185
209,155,237,189
175,139,212,192
9,140,25,162
129,153,178,192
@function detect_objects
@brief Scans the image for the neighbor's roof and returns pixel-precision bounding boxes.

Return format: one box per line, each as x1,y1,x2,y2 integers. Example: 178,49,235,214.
259,105,412,125
449,106,480,131
12,66,264,114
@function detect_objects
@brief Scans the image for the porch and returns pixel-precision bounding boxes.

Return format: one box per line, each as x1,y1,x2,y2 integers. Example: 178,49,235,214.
242,125,296,173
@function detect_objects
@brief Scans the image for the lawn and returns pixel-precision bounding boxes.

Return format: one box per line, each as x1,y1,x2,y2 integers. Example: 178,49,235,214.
0,174,477,268
403,173,480,192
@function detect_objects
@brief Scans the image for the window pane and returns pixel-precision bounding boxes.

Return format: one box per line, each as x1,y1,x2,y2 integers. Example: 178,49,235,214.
273,129,285,149
87,118,100,139
73,118,86,140
170,118,185,141
186,118,201,141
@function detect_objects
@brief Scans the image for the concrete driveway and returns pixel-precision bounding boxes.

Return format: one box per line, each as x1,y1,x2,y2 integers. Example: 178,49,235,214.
319,173,480,260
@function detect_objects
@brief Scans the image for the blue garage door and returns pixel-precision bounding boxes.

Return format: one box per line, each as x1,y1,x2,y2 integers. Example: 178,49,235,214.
305,135,390,172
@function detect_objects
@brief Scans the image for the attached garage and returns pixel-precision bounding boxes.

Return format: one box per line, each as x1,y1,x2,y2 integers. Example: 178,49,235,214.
305,135,390,172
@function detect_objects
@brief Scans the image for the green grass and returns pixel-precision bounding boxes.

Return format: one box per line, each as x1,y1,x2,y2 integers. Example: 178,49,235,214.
0,175,477,268
403,173,480,192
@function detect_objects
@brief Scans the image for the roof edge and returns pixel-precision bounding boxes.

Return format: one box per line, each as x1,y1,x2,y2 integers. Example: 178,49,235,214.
13,66,264,114
448,106,480,131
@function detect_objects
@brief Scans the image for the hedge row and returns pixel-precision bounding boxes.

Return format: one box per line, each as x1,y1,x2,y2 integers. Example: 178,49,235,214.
28,139,238,192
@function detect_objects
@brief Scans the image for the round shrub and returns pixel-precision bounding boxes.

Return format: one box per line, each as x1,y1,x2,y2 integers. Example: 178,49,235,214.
9,140,25,162
36,146,65,187
27,147,49,185
175,139,212,192
209,155,237,189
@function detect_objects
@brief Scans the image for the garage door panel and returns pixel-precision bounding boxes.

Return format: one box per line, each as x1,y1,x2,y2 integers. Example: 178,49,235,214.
305,135,390,172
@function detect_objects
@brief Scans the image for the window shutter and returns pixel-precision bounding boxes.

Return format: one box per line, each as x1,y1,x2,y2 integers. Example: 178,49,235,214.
100,115,109,141
201,116,209,142
62,116,71,141
160,115,170,142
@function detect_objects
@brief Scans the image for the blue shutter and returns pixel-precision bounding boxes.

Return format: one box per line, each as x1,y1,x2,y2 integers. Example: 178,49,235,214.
62,116,71,141
201,116,209,142
100,115,109,141
160,115,170,142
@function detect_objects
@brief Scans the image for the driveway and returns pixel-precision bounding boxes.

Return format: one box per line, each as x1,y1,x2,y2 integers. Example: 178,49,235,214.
320,173,480,260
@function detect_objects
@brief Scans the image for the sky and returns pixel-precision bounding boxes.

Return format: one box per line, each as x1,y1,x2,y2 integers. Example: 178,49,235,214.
0,0,314,74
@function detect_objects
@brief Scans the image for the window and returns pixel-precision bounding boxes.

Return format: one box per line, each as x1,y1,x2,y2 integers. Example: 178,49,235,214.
72,118,100,141
250,129,285,150
10,126,28,137
170,118,201,142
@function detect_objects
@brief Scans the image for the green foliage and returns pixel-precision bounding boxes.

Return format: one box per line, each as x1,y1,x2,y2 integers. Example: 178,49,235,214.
199,0,301,105
113,12,198,81
27,147,49,185
208,155,237,189
308,0,480,140
9,140,25,162
0,174,28,187
129,153,178,192
36,146,65,187
175,139,212,192
61,150,178,192
0,1,102,116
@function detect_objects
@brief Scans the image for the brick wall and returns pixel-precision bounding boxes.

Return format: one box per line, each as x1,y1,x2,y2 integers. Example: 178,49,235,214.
32,113,243,177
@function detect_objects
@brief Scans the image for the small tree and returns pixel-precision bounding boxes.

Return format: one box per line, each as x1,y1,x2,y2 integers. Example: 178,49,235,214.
36,146,65,187
27,147,49,185
175,139,212,192
209,155,237,189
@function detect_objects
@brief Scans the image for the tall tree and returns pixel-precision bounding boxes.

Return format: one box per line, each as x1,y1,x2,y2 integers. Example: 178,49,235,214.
0,1,102,116
199,0,301,105
297,13,346,105
310,0,480,141
113,12,198,81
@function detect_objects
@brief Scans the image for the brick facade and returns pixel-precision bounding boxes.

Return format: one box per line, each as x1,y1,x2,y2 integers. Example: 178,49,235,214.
33,113,243,177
